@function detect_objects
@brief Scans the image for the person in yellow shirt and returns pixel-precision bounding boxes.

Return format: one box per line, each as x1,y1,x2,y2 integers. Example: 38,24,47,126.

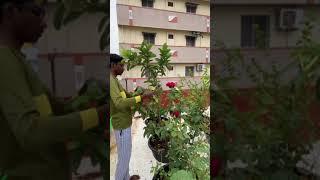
0,0,107,179
110,54,153,180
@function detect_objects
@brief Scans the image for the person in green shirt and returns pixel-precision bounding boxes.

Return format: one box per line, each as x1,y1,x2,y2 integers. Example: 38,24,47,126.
0,0,108,179
110,54,153,180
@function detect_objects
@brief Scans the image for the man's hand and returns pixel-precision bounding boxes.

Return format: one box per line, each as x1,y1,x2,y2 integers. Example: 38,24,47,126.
141,90,154,104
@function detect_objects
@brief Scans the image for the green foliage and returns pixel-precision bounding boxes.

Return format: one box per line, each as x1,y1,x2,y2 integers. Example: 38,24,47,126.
63,79,108,179
121,42,172,121
214,18,320,178
180,73,210,137
54,0,108,51
161,117,209,180
122,42,210,179
122,42,171,87
170,170,195,180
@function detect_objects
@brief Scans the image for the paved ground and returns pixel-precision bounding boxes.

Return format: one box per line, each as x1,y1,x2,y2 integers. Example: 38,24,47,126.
110,117,160,180
72,158,103,180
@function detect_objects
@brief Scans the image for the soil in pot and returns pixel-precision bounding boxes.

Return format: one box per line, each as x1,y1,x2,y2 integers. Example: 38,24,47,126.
148,137,169,163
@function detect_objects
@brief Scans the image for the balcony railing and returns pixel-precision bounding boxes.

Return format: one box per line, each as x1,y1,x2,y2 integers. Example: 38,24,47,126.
117,4,210,33
120,43,210,64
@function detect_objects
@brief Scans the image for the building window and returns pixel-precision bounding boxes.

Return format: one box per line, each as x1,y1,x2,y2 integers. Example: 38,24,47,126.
241,15,270,48
185,66,195,77
142,0,154,7
143,32,156,44
168,1,174,7
168,34,174,39
186,36,196,47
186,2,197,13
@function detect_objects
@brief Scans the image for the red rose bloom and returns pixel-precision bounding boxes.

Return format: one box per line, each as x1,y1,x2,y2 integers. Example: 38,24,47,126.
166,82,176,88
171,110,180,118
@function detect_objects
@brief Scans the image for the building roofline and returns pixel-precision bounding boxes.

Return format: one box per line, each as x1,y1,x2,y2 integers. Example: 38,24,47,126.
211,0,320,6
212,4,320,6
117,4,210,18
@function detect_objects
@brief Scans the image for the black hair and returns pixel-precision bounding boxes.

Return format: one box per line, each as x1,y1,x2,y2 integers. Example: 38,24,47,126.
110,54,123,66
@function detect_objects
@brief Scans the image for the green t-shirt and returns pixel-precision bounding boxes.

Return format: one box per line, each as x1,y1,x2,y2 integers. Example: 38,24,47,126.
110,75,141,130
0,47,96,179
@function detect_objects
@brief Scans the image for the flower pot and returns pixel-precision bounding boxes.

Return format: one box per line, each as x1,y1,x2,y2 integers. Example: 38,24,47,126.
152,164,170,180
148,137,169,163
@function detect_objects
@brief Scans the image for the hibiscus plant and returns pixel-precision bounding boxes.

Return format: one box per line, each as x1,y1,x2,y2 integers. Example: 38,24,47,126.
121,42,173,145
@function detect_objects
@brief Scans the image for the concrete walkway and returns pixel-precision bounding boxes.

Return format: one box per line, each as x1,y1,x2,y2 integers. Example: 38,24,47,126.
110,116,159,180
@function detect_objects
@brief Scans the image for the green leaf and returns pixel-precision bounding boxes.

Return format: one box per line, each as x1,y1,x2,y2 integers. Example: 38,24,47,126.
170,170,195,180
259,91,274,105
270,170,300,180
53,3,66,30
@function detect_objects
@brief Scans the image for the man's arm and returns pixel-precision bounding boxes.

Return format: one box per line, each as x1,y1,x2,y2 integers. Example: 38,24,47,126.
0,65,99,152
110,77,141,109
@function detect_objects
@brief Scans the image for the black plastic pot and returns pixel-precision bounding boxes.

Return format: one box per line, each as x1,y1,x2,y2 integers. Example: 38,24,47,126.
152,164,170,180
148,138,169,163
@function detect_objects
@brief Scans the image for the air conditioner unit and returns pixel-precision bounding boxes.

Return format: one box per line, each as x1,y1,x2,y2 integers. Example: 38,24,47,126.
277,8,303,31
196,64,205,72
191,31,202,37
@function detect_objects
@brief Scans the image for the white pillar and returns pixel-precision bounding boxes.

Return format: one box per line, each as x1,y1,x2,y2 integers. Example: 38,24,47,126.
110,0,120,54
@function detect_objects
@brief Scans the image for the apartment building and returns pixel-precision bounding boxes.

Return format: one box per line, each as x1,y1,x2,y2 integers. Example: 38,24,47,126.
117,0,210,91
212,0,320,87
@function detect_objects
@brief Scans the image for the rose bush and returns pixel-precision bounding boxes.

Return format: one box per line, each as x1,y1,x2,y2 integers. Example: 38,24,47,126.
122,42,210,179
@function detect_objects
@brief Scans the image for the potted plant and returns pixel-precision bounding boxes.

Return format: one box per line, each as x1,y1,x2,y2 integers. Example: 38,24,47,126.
151,114,210,180
62,78,108,179
151,76,210,180
122,42,172,162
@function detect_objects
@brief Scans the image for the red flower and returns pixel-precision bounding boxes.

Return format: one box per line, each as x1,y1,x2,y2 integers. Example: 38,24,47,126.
211,156,222,177
166,82,176,88
171,110,180,118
